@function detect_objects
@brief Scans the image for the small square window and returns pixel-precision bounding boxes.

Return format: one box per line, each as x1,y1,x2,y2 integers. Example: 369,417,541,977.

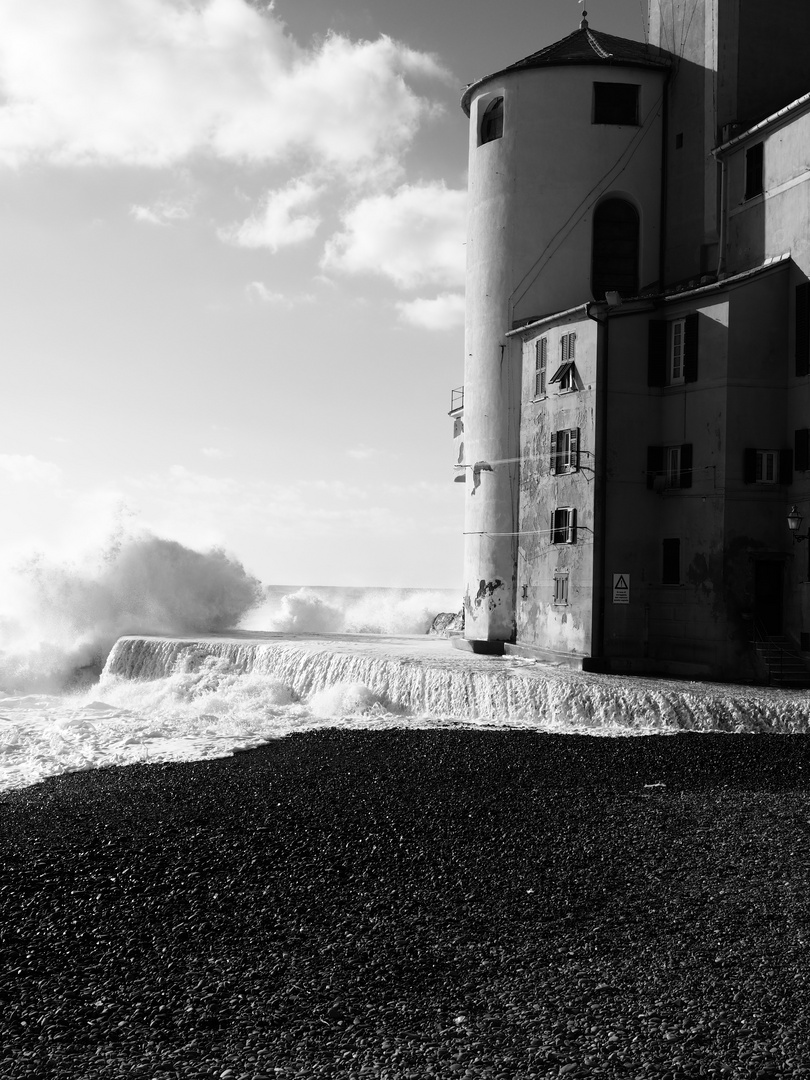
745,142,764,200
593,82,639,125
553,571,569,605
534,337,547,397
756,449,778,483
551,507,577,545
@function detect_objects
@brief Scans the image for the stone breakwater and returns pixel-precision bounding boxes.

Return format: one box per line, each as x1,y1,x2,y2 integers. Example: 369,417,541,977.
2,730,810,1080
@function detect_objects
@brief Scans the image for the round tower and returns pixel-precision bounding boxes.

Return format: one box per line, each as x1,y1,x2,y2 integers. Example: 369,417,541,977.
460,16,669,646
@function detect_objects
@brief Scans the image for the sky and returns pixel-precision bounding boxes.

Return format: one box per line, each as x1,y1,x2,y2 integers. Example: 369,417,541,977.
0,0,649,590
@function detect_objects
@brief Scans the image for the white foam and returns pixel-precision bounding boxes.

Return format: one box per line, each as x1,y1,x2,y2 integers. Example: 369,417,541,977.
2,632,809,793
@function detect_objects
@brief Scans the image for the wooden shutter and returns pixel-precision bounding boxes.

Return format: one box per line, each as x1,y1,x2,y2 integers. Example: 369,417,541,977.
550,430,558,474
796,283,810,377
570,428,580,472
780,448,794,486
567,508,577,544
647,445,664,489
683,313,699,383
550,509,557,544
679,443,693,488
795,429,810,472
648,321,667,386
743,447,757,484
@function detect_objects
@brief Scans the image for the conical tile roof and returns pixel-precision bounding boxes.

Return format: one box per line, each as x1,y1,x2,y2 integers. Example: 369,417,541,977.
461,22,670,115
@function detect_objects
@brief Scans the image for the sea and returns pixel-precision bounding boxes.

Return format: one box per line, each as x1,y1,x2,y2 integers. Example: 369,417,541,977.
0,536,809,793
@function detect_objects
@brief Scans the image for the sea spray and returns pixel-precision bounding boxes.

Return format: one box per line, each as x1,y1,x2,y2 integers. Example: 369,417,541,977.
0,534,262,692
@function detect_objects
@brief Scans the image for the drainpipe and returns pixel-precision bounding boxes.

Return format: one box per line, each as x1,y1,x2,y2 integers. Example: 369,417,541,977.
587,302,609,662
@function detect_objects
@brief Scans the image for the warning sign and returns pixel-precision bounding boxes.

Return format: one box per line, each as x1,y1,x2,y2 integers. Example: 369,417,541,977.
613,574,630,604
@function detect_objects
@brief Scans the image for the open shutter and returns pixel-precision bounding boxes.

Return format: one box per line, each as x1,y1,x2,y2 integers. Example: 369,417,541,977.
743,447,757,484
570,428,580,472
683,313,699,383
796,429,810,472
679,443,693,488
780,448,794,486
550,430,558,475
647,445,664,489
797,283,810,377
567,508,577,544
550,509,556,544
648,321,667,386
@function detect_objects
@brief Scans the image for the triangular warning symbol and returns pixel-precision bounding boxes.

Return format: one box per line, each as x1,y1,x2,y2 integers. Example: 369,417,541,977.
615,575,628,589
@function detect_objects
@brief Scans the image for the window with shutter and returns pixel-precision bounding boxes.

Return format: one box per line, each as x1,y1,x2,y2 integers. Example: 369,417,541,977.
553,571,569,605
550,507,577,544
551,428,580,474
648,321,667,386
647,445,664,489
534,337,548,397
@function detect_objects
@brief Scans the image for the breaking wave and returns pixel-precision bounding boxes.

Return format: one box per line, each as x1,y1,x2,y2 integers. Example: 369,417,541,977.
0,534,263,692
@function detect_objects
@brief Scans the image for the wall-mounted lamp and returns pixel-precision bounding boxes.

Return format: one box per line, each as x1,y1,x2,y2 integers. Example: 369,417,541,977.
787,505,809,542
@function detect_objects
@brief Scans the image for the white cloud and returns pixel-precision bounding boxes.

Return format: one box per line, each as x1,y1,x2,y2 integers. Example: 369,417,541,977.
0,454,62,486
322,182,466,289
200,447,227,460
396,292,465,330
245,282,316,307
130,197,193,226
0,0,449,182
223,178,322,250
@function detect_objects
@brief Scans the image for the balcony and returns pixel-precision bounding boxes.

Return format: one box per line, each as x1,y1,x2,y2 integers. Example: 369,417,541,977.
449,386,464,417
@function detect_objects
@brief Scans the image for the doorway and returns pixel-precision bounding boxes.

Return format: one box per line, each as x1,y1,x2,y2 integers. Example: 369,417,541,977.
754,560,784,635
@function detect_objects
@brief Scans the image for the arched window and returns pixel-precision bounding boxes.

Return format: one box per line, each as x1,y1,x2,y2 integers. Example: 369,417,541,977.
480,97,504,145
591,198,639,300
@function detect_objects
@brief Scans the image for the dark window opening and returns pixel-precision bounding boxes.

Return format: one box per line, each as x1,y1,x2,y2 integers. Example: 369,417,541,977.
592,198,639,300
593,82,639,125
662,538,680,586
480,97,504,145
675,132,684,149
550,507,577,545
745,142,764,199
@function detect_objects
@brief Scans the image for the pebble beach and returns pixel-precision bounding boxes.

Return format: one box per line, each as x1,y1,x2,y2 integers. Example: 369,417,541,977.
2,729,810,1079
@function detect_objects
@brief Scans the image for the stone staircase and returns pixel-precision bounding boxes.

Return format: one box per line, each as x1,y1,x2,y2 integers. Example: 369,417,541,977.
753,634,810,688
